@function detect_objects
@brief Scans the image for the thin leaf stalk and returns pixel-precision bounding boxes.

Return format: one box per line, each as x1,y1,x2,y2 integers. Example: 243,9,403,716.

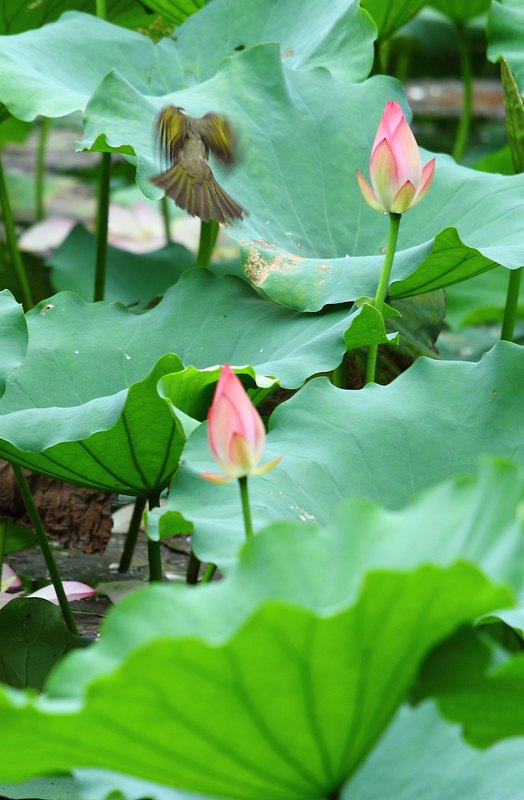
196,219,219,269
11,464,78,635
186,549,201,584
147,491,163,583
93,151,111,302
365,212,401,385
36,117,50,222
331,352,347,389
0,154,33,310
238,476,254,540
200,563,217,583
452,21,473,164
96,0,106,19
161,196,172,243
501,268,523,342
118,496,147,573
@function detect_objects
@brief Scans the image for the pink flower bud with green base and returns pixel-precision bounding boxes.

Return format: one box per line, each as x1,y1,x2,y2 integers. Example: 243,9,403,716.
201,364,281,485
201,365,281,541
356,101,435,214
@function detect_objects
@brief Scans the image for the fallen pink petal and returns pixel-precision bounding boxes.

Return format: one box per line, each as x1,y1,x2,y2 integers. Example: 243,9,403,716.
1,563,21,591
29,581,95,605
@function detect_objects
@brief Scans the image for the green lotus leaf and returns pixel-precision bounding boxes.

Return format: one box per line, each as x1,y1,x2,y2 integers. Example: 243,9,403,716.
0,776,79,800
0,0,154,35
79,43,524,312
345,700,524,800
413,621,524,750
0,270,356,493
0,290,28,400
48,224,198,308
360,0,426,40
0,464,518,795
487,0,524,93
445,266,524,329
429,0,490,22
0,0,373,122
0,573,507,796
0,598,78,691
149,341,524,567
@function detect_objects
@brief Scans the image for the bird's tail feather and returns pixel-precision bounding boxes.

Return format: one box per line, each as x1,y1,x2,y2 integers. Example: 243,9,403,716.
151,164,244,224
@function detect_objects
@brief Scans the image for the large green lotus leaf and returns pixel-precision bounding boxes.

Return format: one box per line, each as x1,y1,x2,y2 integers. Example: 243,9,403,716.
412,620,524,750
48,224,197,308
0,290,28,399
0,13,184,121
150,341,524,566
0,598,79,692
360,0,426,40
487,0,524,92
429,0,490,22
0,776,79,800
0,0,373,122
0,0,150,35
0,558,510,794
0,270,355,492
56,458,524,702
79,44,524,312
167,0,375,83
139,0,203,27
345,700,524,800
445,266,524,329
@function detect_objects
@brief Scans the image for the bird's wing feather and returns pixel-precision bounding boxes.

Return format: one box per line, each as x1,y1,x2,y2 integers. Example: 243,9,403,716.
156,106,189,162
197,113,236,165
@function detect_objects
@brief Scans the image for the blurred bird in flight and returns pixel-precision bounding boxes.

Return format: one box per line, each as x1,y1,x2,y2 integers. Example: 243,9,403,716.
150,106,246,224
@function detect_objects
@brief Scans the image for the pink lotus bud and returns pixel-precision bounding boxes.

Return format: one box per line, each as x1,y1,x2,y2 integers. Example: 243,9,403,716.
1,563,21,591
201,365,281,484
357,101,435,214
29,581,95,604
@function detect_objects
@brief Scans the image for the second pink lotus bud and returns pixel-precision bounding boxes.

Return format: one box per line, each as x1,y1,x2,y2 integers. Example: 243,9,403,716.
201,365,281,484
357,101,435,214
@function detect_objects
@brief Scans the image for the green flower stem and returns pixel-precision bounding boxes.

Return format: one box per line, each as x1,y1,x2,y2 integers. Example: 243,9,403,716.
12,464,78,635
196,220,219,269
96,0,106,19
0,522,6,586
0,154,33,311
93,151,111,303
501,267,523,342
147,491,163,583
36,117,50,222
200,563,217,583
186,549,201,584
331,352,347,389
161,196,172,244
452,21,473,164
238,476,254,540
365,212,401,385
118,496,147,573
147,540,163,582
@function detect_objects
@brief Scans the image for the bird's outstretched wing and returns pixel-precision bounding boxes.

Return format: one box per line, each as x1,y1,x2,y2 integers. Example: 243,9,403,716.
197,113,236,165
155,106,189,162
